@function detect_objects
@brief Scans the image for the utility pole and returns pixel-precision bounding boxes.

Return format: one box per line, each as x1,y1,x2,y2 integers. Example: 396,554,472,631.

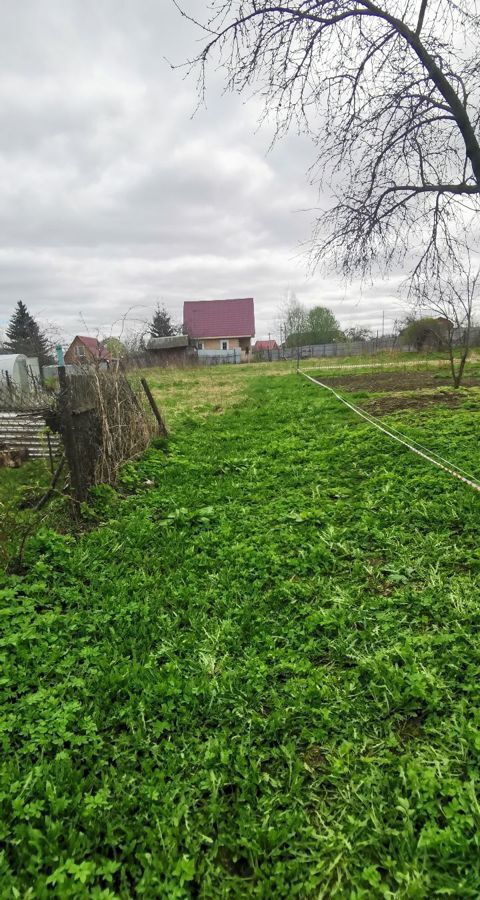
382,310,385,338
268,332,271,362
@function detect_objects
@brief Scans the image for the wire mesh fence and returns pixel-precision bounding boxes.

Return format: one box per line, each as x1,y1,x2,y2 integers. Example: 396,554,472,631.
0,373,55,413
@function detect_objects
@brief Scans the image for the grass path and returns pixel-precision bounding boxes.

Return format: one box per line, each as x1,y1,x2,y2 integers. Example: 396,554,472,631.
2,373,480,896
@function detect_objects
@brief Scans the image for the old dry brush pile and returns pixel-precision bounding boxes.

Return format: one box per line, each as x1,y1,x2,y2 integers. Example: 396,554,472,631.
90,371,158,486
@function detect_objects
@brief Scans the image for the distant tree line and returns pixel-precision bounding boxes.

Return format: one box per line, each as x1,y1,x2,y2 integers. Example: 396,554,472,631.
279,295,373,348
1,299,182,366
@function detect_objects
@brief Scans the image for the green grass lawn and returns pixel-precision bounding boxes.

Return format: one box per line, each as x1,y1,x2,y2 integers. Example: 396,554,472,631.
2,368,480,896
0,459,55,567
137,351,480,429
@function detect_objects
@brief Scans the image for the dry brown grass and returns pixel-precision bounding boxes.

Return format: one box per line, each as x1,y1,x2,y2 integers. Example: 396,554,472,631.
136,360,297,426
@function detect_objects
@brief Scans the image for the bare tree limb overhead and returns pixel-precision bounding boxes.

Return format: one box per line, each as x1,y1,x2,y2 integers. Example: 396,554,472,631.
175,1,480,281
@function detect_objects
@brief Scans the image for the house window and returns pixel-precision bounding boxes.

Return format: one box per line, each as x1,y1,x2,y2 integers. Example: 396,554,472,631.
75,343,85,358
197,341,204,350
221,340,229,351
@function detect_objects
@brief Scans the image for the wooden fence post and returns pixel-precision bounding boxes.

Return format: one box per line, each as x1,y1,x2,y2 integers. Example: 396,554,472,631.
140,378,167,436
58,366,83,504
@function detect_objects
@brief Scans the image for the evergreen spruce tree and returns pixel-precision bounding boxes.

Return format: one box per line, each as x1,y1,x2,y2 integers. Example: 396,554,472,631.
4,301,53,366
149,304,177,338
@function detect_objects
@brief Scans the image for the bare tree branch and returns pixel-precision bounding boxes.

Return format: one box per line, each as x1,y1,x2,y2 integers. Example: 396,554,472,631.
176,0,480,283
416,0,429,34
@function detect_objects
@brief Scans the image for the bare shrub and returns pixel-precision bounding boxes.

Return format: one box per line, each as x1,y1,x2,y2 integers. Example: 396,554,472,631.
91,371,158,485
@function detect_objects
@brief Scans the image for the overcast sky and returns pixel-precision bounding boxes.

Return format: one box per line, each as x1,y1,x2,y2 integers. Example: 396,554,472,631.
0,0,407,344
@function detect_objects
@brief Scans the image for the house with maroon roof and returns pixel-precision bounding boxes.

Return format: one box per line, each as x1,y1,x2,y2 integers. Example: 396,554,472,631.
64,335,112,367
252,339,280,362
183,298,255,359
253,339,278,353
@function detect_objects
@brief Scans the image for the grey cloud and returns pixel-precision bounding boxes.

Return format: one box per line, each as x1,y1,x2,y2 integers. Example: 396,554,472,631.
0,0,407,343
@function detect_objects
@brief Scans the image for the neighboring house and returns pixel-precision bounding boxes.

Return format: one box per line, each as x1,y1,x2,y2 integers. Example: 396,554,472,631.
253,339,279,361
64,336,112,367
253,339,278,352
183,298,255,358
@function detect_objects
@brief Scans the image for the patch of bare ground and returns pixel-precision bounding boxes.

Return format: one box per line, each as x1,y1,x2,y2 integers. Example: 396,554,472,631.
362,392,467,415
303,746,328,770
395,712,426,743
312,372,480,415
314,372,480,392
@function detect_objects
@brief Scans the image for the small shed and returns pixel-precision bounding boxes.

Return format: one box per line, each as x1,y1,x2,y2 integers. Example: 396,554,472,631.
146,335,192,366
0,354,30,394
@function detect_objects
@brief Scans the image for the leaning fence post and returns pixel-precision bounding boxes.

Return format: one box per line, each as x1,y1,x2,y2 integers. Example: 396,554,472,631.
140,378,167,436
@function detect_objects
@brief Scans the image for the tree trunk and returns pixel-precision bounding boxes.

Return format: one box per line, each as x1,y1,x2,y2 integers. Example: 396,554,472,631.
448,346,458,387
454,349,469,389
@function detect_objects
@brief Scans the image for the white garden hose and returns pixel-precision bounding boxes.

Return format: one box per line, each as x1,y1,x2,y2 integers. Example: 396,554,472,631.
301,371,480,494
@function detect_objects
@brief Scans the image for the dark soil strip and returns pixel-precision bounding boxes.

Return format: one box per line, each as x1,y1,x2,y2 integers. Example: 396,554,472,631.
314,372,480,392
